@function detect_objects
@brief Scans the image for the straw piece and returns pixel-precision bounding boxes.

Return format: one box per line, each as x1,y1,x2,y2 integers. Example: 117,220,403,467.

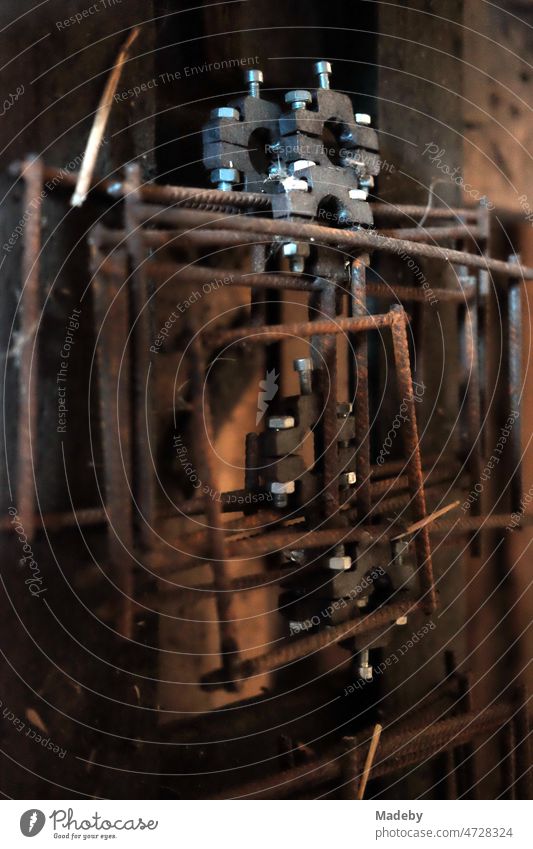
71,27,141,207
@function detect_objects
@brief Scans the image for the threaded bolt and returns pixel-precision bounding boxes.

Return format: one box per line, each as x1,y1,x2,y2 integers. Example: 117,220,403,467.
314,60,332,90
293,357,313,395
358,648,373,681
245,69,263,98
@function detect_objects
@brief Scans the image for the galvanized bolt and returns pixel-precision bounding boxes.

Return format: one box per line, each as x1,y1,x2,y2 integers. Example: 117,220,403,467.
340,471,357,487
210,106,240,121
355,112,371,125
268,415,295,430
269,480,295,509
282,241,310,274
285,90,313,111
314,60,332,90
210,167,240,191
293,357,313,395
358,648,373,681
245,69,263,98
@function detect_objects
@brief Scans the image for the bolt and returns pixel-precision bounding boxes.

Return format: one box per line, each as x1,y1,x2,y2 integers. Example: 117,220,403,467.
245,69,263,98
293,357,313,395
314,60,332,90
356,597,369,609
268,415,295,430
395,616,408,626
210,167,240,191
282,241,310,274
340,471,357,487
210,106,240,121
358,648,373,681
285,90,313,111
269,480,295,509
355,112,371,125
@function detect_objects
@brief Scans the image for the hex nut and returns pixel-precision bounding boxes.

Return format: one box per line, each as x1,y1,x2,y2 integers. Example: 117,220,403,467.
210,168,239,184
340,471,357,486
328,555,352,571
282,242,311,258
269,481,296,495
267,415,295,430
285,90,313,109
349,188,369,201
210,107,240,121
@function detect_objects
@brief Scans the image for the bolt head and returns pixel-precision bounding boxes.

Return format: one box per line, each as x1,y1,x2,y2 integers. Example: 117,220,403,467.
210,106,240,121
210,168,239,185
314,60,332,76
285,89,313,106
355,112,371,125
328,555,352,571
267,415,295,430
245,69,263,84
294,357,313,373
395,616,408,626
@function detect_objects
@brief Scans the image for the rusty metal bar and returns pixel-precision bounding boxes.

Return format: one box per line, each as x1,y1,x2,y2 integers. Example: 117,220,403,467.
12,162,482,223
124,163,157,548
91,245,134,639
351,256,372,518
16,156,43,541
210,702,515,798
132,204,533,279
381,225,482,242
207,312,395,350
202,600,417,688
390,306,436,613
189,335,241,687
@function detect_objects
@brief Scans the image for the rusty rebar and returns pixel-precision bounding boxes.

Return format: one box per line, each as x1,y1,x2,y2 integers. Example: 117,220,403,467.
133,204,533,279
390,306,436,613
351,257,372,518
202,600,417,688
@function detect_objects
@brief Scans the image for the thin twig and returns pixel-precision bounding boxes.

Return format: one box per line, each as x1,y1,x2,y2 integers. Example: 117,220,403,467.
357,723,383,799
392,500,460,541
71,27,141,207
